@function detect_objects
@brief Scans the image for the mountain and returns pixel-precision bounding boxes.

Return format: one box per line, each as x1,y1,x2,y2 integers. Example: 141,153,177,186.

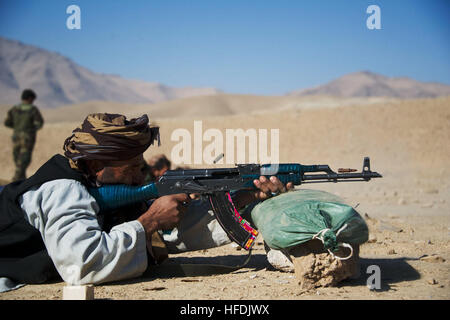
0,37,221,108
2,36,448,108
287,71,450,99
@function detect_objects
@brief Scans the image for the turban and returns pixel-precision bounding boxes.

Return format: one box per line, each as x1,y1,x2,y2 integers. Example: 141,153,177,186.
63,113,160,168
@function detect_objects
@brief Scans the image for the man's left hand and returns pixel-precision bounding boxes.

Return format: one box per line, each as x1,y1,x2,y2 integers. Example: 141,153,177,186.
232,176,294,210
252,176,294,201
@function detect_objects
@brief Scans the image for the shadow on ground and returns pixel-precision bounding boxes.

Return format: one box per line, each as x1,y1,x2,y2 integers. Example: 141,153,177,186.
107,253,269,286
340,257,421,292
106,255,421,291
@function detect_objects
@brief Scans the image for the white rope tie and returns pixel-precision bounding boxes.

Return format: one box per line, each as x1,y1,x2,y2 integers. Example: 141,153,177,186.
312,223,353,261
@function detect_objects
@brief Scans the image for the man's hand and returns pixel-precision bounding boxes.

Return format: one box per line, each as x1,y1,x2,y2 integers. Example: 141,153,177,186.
232,176,294,210
137,193,190,240
252,176,294,201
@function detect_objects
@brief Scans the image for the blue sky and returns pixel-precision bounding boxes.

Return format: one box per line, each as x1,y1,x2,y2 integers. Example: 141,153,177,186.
0,0,449,95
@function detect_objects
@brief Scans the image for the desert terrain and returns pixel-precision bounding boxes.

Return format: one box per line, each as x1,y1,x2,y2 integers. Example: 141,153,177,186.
0,95,449,300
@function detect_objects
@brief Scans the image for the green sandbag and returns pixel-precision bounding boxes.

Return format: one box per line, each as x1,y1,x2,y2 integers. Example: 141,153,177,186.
250,189,369,252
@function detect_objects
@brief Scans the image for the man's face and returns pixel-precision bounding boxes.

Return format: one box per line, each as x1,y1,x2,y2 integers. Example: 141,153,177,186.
94,155,146,185
23,98,35,104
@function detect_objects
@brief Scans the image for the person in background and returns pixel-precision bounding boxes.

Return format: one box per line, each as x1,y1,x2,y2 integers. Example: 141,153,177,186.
141,154,171,183
4,89,44,181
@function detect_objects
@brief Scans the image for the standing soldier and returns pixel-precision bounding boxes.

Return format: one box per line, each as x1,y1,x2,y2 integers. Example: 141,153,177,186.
4,89,44,181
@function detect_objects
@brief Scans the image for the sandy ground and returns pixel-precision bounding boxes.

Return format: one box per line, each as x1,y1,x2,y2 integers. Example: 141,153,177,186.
0,97,449,300
1,182,448,300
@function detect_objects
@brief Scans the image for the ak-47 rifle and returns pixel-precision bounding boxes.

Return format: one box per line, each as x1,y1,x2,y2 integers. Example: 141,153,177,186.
88,157,382,250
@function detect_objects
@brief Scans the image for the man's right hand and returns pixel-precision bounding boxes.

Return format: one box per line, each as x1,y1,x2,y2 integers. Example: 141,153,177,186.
137,193,191,240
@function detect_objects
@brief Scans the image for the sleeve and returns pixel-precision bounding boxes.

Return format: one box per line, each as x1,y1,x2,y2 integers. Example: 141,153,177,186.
19,179,148,285
162,199,232,253
32,106,44,130
4,108,13,128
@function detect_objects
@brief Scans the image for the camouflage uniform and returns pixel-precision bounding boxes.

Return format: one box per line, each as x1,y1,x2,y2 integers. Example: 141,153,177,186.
4,103,44,181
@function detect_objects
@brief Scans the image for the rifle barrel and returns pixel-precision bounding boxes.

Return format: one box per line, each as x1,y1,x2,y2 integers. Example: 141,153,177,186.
302,171,382,183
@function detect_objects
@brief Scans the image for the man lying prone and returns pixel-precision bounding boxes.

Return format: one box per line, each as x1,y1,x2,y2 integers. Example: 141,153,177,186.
0,113,292,291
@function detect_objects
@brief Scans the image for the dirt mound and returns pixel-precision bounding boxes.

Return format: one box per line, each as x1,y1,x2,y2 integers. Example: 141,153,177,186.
290,240,360,289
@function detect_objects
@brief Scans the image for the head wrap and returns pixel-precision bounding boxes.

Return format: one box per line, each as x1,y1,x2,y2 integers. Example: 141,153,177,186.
63,113,160,169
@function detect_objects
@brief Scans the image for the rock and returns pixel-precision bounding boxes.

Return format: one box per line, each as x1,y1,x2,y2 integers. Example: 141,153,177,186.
230,242,242,251
265,246,294,272
420,255,446,263
276,279,290,284
421,203,434,208
428,279,438,285
388,249,397,255
398,198,406,205
424,188,439,194
367,236,377,243
62,285,94,300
